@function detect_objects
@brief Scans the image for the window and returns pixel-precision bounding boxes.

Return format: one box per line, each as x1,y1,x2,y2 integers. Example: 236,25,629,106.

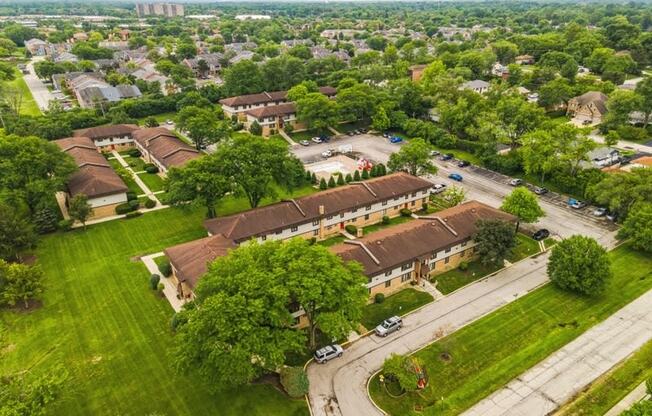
385,280,392,288
365,214,370,220
401,263,411,271
431,253,437,260
327,215,333,220
394,196,399,201
276,230,282,235
261,235,266,241
461,241,467,247
352,208,358,213
340,213,344,218
460,251,465,258
382,200,388,206
445,247,451,253
411,192,417,197
411,201,416,207
366,205,371,211
383,209,387,215
385,270,392,276
313,230,319,236
312,220,319,226
290,226,298,232
445,257,450,264
401,273,411,282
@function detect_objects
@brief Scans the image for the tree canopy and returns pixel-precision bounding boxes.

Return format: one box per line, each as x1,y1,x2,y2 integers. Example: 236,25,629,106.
547,236,612,296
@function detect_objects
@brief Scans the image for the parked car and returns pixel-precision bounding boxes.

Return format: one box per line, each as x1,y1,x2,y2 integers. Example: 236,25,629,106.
534,186,548,195
430,150,440,157
299,140,310,146
429,183,447,194
383,132,390,138
320,135,331,143
606,212,617,222
441,153,454,161
390,136,403,144
348,131,355,136
313,344,344,364
448,173,463,182
311,137,323,144
569,199,587,209
321,150,333,158
533,229,550,241
166,119,174,125
593,207,607,217
457,160,470,168
509,178,523,186
375,316,403,337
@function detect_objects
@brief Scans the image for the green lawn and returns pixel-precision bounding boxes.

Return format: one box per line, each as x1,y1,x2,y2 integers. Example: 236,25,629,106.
506,233,540,263
360,288,434,330
107,158,123,171
316,235,346,247
559,339,652,416
127,157,146,172
137,172,166,192
435,261,502,295
0,207,308,416
4,68,41,116
124,173,144,195
369,244,652,416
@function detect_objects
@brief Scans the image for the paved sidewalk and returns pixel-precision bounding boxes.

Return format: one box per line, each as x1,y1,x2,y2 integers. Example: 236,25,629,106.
111,151,161,206
465,289,652,416
23,57,52,112
604,380,650,416
141,252,186,312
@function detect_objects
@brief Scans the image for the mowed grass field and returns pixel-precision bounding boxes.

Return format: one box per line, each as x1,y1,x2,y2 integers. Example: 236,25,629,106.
369,243,652,416
4,68,41,116
0,206,309,415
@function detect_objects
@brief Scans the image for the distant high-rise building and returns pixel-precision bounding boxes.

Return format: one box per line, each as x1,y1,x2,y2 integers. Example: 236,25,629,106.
136,3,185,18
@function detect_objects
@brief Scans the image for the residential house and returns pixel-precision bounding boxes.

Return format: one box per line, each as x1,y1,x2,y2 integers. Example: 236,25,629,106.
320,29,364,39
408,64,427,82
73,123,139,152
24,38,48,56
491,62,510,79
98,40,130,51
53,51,78,63
71,32,89,43
183,53,223,77
280,39,314,49
55,136,128,219
461,79,490,94
515,54,534,65
132,128,201,174
224,42,257,53
584,147,621,169
567,91,608,125
219,86,337,120
244,102,302,136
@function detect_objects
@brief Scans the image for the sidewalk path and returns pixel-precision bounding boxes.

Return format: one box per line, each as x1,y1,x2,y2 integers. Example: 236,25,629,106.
279,129,298,147
589,131,652,154
465,289,652,416
141,252,186,312
24,57,53,112
604,380,650,416
111,151,161,206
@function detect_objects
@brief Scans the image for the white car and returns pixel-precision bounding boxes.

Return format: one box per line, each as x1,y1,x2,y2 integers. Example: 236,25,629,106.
311,137,323,144
166,119,174,125
429,183,447,194
314,344,343,363
321,150,332,158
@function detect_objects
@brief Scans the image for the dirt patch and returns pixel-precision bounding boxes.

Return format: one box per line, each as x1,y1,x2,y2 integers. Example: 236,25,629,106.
439,352,452,362
6,299,43,313
1,344,16,355
21,254,38,265
557,320,579,328
91,355,103,364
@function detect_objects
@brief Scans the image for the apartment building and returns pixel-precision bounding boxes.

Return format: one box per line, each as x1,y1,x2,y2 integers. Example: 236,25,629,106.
135,3,184,17
132,128,201,174
73,123,139,152
243,103,303,136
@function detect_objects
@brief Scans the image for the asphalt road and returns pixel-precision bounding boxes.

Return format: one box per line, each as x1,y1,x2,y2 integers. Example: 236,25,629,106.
303,134,619,416
23,57,54,112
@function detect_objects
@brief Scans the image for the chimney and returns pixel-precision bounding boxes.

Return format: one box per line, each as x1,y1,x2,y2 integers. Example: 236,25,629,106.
356,228,363,238
319,205,325,215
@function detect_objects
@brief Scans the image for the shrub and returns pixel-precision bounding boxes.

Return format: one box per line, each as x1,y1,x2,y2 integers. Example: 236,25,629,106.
353,170,361,181
361,169,370,179
115,202,135,215
157,282,165,294
336,174,345,186
128,148,141,157
149,274,160,290
311,172,317,184
125,211,142,219
374,293,385,304
308,237,317,245
158,259,172,277
327,176,336,188
33,207,59,234
382,215,390,225
279,367,310,399
459,261,469,271
400,208,412,217
144,198,156,209
126,191,137,201
421,202,429,212
128,199,140,209
58,219,74,231
345,224,357,234
144,163,159,174
345,173,353,183
170,312,188,332
319,178,327,190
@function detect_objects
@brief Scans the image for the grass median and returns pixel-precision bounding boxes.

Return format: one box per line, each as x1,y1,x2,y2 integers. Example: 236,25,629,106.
369,243,652,416
361,288,434,330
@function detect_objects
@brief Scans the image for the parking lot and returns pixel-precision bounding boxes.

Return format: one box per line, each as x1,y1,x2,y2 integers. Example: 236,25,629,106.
294,133,617,243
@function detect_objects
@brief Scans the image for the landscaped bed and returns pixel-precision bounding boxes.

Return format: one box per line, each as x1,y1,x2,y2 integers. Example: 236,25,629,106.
369,243,652,416
558,339,652,416
360,288,433,330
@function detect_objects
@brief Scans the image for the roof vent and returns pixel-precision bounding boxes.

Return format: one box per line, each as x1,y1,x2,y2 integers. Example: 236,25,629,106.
376,240,382,245
471,208,476,213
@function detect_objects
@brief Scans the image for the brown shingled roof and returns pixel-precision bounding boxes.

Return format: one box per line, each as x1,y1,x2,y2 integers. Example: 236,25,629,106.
164,234,237,291
55,137,128,198
133,127,201,169
219,86,336,107
204,172,433,241
246,102,296,119
73,123,139,140
330,201,515,276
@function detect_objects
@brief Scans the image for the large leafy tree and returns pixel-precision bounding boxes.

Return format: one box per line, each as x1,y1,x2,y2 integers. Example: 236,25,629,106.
617,202,652,252
501,187,545,232
296,92,339,130
587,168,652,219
635,77,652,128
176,106,230,150
0,260,44,309
0,367,67,416
0,135,77,214
278,238,367,349
387,138,437,176
165,154,230,218
494,95,545,149
336,83,377,122
547,236,611,296
67,193,92,230
520,130,559,183
473,219,517,266
215,135,305,208
222,60,264,96
0,201,36,261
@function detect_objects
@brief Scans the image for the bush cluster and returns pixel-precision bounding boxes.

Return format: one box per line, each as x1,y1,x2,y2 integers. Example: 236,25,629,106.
279,367,310,399
345,224,357,235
